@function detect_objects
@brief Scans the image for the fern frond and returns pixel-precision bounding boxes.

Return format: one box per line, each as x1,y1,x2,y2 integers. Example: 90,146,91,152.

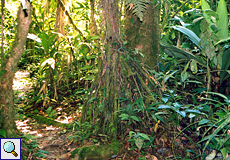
125,0,149,21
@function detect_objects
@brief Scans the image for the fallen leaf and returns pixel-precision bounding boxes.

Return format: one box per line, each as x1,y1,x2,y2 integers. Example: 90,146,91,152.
129,3,133,10
150,155,158,160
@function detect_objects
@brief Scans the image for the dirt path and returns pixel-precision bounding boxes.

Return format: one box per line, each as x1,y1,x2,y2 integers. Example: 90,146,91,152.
14,71,79,160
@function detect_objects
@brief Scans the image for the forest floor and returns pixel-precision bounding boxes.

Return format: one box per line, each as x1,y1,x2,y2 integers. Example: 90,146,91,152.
13,71,221,160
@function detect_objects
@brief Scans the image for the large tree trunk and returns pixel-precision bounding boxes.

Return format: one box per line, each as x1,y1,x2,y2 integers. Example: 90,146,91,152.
0,1,31,138
125,2,160,69
81,0,161,136
81,0,122,136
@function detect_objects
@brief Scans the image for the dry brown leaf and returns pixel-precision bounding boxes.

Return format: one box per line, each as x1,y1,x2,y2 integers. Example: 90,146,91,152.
150,155,158,160
129,3,134,10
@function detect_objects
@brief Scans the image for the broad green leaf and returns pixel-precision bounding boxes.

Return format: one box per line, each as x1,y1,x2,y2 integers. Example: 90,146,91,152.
82,75,95,80
0,70,6,77
48,110,55,118
185,80,203,84
160,41,206,66
119,114,129,121
130,116,141,122
130,18,134,25
150,113,157,122
215,36,230,45
138,133,150,141
190,60,198,74
203,113,230,151
176,110,186,117
216,0,228,39
88,96,97,103
79,65,91,70
39,32,49,53
74,90,87,95
164,70,178,83
89,35,99,40
46,106,52,114
220,48,230,82
158,105,171,109
158,62,164,72
185,109,202,114
161,97,169,103
201,0,211,11
0,129,6,138
135,137,143,150
41,58,55,69
37,150,50,154
182,60,190,74
171,26,200,47
206,92,228,101
203,9,219,20
221,148,227,158
155,112,169,115
181,71,188,82
193,16,204,24
198,119,209,125
86,55,97,60
129,131,136,136
188,113,195,118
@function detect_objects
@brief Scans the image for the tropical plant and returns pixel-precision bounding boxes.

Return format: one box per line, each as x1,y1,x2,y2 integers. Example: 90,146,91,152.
161,0,230,93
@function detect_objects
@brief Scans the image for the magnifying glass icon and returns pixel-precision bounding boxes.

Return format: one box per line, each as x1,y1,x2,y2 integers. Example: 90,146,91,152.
3,141,18,157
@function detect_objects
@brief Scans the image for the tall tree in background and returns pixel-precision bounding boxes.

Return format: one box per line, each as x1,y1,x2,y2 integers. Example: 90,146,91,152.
56,0,68,35
0,1,31,138
125,1,160,69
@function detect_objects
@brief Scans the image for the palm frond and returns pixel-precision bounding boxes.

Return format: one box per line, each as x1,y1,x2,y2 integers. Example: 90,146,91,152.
125,0,149,21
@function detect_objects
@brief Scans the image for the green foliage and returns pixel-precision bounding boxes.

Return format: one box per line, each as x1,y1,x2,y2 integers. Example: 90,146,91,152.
162,0,230,93
46,106,57,118
220,47,230,82
160,40,205,66
20,134,39,159
0,129,6,138
170,26,200,47
125,0,149,21
69,121,95,145
197,93,230,153
33,150,49,158
216,0,228,39
128,131,154,150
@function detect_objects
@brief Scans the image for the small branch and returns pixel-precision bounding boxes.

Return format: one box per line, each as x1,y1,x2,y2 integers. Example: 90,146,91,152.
170,0,190,18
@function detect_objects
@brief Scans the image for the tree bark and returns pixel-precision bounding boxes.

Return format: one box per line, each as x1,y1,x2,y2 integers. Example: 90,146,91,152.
81,0,160,136
125,2,160,69
81,0,122,135
0,1,31,138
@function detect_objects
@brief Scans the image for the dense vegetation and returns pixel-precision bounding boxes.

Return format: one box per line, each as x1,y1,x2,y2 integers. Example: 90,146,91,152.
0,0,230,159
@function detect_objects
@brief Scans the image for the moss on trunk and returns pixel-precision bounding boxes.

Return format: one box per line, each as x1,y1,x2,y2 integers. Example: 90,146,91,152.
125,2,160,69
